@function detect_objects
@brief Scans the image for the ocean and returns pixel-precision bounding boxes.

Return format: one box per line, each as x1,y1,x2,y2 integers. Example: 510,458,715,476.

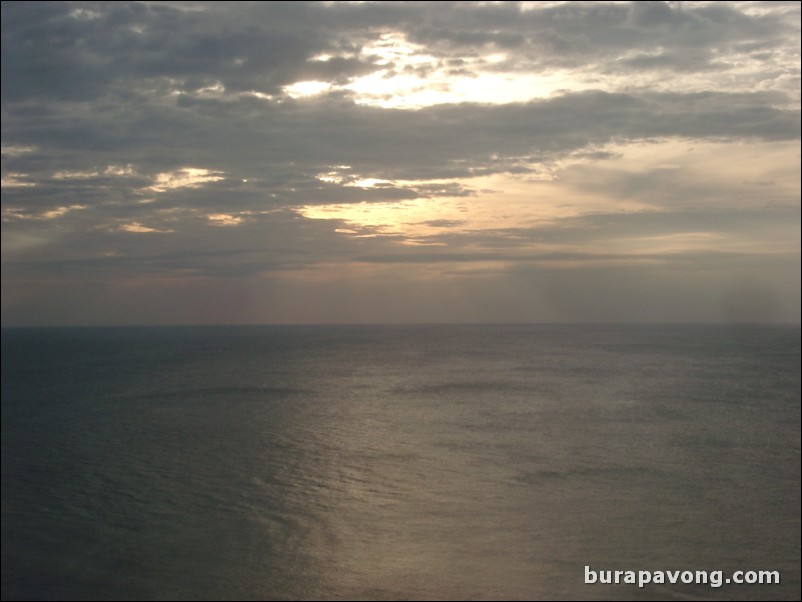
2,324,800,600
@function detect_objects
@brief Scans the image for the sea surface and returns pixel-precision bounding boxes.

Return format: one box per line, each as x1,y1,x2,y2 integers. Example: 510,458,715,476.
2,324,800,600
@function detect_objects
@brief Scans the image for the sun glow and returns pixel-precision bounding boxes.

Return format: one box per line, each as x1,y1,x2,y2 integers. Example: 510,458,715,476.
283,80,331,98
207,213,243,226
268,31,579,109
294,146,695,243
296,175,579,241
149,168,225,192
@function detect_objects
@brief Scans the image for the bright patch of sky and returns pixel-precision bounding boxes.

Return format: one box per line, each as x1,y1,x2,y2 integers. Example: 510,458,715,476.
149,168,225,192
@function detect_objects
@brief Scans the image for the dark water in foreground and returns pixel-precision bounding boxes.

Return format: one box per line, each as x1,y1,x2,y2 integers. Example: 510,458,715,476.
2,324,800,600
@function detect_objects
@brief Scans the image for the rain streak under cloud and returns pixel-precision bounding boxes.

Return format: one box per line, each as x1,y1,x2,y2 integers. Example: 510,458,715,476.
1,1,800,325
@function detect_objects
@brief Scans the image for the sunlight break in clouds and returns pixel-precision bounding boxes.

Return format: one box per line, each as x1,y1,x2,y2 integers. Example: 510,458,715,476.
343,31,576,108
207,213,244,226
283,80,332,98
283,31,577,107
119,223,175,234
149,168,225,192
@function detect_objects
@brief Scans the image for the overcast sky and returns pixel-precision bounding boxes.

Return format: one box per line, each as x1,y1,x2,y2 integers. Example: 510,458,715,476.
2,1,800,325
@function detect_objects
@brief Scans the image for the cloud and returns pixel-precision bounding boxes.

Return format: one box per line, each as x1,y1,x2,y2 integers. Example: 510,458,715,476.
1,1,799,325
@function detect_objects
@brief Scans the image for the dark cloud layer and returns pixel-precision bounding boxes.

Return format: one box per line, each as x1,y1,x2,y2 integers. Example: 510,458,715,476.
2,1,799,324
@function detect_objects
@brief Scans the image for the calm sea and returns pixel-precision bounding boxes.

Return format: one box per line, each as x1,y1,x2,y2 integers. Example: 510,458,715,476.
2,324,800,600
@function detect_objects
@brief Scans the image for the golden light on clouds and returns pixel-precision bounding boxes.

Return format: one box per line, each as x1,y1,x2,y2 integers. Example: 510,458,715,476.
3,204,88,221
207,213,243,226
1,174,37,188
149,168,225,192
40,205,88,219
283,80,332,98
296,177,588,242
297,135,800,268
119,222,175,234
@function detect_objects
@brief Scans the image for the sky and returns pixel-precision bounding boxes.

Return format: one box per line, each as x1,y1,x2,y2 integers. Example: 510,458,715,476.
1,1,800,325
